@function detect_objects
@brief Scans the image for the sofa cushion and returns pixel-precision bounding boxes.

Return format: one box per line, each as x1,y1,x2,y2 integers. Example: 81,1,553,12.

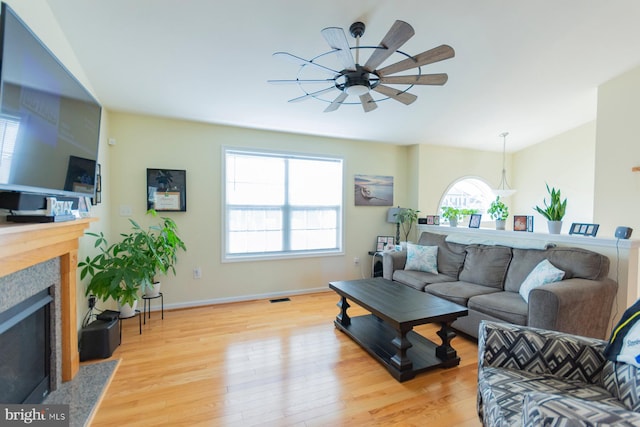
602,358,640,412
458,245,512,289
479,367,626,427
425,281,500,307
468,292,528,325
404,243,438,274
417,232,466,278
504,248,549,293
547,247,610,280
518,259,565,303
522,392,640,426
392,270,456,292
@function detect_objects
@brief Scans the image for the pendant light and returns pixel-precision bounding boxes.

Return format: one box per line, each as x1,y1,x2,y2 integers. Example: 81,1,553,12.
493,132,516,198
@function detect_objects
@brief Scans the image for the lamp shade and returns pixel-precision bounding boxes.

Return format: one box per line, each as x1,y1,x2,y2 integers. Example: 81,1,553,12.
387,207,402,223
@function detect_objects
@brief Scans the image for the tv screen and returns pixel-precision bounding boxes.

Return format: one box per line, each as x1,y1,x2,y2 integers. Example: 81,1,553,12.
0,3,101,202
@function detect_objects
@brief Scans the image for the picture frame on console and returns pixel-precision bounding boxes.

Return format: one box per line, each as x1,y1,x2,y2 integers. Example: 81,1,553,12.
569,222,599,237
514,215,534,232
468,214,482,228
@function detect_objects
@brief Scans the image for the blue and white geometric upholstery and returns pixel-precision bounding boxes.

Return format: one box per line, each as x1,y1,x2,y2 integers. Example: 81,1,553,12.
478,321,640,427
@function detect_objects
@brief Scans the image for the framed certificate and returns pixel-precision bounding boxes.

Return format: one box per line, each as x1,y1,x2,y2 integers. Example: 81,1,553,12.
147,168,187,212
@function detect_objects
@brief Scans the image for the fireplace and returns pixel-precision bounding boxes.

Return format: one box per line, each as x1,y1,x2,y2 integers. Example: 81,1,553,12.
0,258,61,403
0,288,52,403
0,218,93,389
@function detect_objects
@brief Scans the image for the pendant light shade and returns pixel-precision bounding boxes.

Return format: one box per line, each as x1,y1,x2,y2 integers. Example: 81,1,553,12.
493,132,516,198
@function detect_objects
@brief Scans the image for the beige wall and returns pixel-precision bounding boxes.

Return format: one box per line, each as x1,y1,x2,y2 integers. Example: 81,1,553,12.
512,121,596,233
107,112,411,307
595,66,640,236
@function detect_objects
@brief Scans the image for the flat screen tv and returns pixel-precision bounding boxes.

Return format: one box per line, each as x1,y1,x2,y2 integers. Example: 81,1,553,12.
0,3,101,213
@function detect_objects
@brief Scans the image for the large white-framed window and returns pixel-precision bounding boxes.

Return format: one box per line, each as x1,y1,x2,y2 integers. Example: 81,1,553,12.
223,148,343,261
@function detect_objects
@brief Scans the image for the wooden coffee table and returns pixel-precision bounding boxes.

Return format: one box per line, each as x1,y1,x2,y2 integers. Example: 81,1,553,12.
329,278,468,382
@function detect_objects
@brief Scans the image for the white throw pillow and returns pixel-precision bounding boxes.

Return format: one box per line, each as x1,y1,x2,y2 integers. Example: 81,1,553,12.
405,243,438,274
519,259,565,303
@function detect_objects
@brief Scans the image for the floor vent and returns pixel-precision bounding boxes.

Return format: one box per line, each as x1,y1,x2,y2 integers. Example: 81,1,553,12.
269,297,291,303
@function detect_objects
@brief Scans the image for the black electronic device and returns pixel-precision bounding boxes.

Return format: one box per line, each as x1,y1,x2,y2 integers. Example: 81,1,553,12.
615,226,633,239
0,3,102,216
79,318,120,361
97,309,120,322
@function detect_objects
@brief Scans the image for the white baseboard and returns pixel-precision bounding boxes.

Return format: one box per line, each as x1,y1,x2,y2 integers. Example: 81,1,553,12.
150,286,329,312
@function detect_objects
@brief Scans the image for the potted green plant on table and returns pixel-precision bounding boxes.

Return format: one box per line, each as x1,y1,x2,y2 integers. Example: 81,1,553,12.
441,207,461,227
395,208,420,243
487,196,509,230
533,184,567,234
78,210,187,317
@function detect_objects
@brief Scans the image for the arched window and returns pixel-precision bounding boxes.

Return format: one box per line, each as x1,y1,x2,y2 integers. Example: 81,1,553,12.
439,177,495,224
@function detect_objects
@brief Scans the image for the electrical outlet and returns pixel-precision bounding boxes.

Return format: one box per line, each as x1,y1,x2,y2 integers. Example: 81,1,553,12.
88,295,96,309
193,267,202,279
354,257,360,265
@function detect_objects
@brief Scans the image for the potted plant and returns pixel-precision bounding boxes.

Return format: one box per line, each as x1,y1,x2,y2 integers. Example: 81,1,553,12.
441,207,461,227
395,208,420,243
487,196,509,230
145,210,187,297
78,210,187,316
533,184,567,234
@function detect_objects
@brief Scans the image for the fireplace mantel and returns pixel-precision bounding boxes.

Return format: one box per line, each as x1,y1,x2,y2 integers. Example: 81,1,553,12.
0,218,95,381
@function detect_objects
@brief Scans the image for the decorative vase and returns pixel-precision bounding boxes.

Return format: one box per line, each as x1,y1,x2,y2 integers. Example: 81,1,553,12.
547,220,563,234
118,300,138,318
145,281,161,298
496,219,506,230
449,218,458,227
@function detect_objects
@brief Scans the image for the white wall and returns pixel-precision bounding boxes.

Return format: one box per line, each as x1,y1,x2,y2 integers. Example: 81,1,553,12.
512,121,596,233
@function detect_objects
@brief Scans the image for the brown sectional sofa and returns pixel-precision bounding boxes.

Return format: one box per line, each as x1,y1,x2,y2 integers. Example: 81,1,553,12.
382,231,617,339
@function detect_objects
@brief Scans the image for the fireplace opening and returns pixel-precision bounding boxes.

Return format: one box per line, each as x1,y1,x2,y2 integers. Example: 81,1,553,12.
0,288,52,403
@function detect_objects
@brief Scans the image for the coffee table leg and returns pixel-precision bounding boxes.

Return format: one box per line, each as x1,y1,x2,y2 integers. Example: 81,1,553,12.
436,322,458,361
390,328,413,373
336,296,351,326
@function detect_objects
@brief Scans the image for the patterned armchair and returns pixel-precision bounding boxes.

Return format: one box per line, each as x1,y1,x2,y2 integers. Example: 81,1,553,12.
477,321,640,426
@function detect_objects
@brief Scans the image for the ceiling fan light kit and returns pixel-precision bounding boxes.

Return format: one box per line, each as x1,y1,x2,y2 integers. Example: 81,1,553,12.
269,20,455,112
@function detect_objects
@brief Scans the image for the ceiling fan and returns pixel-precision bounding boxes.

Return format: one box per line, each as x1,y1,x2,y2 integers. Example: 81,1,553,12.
268,20,455,113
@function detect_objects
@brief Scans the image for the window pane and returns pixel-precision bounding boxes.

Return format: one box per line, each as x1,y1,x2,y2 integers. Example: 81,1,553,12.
226,154,284,205
439,178,495,220
289,159,342,206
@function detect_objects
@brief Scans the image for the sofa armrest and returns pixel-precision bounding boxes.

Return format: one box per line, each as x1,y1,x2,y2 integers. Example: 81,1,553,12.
478,321,607,383
382,251,407,280
528,277,618,339
522,392,640,426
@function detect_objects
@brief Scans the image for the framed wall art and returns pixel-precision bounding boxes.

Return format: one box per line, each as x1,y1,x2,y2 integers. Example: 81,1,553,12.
354,174,393,206
147,168,187,212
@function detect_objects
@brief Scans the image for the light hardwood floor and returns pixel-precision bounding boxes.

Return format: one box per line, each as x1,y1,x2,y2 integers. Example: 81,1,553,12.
89,291,482,426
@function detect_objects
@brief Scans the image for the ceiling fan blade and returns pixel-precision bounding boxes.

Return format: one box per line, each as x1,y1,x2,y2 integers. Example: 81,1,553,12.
321,27,356,71
324,92,349,112
376,45,455,77
379,73,448,86
288,86,337,103
359,93,378,112
273,52,339,76
268,79,336,85
363,20,414,72
372,85,417,105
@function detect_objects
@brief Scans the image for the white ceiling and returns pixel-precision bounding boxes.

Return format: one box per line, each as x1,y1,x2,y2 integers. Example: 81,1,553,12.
44,0,640,152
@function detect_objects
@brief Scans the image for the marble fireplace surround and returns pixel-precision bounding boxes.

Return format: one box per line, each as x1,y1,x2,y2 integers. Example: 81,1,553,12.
0,218,94,387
